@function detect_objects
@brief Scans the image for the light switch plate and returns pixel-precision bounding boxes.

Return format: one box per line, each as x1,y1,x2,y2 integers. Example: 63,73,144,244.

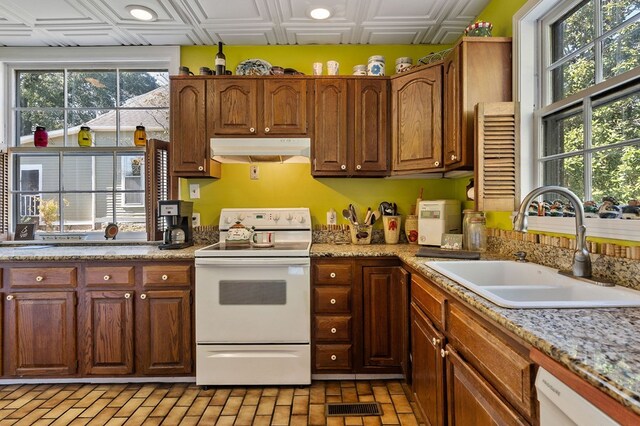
250,165,259,180
189,183,200,199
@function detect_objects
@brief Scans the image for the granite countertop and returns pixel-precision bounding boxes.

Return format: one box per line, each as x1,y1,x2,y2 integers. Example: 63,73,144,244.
1,242,638,414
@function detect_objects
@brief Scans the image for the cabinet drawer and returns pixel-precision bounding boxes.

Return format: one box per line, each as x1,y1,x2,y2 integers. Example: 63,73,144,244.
313,262,353,285
448,304,536,420
314,287,351,313
314,316,352,341
411,274,447,329
85,266,135,287
315,344,352,370
142,264,191,287
8,267,77,288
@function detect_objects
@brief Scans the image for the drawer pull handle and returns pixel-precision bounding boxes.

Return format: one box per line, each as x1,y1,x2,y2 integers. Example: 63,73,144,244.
434,161,440,167
451,154,457,161
6,295,13,301
330,298,337,305
250,127,255,133
140,294,147,300
330,327,337,334
330,354,337,361
340,165,346,170
440,349,448,358
124,293,131,299
198,166,204,171
330,272,336,278
432,338,440,346
36,276,44,282
265,127,270,133
104,275,110,281
161,274,168,281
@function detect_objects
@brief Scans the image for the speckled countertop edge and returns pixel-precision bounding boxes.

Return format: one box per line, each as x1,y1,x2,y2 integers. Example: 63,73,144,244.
1,242,639,414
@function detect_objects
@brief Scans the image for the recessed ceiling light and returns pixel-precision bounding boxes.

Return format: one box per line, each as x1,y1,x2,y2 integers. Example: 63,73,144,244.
126,5,158,21
310,7,332,20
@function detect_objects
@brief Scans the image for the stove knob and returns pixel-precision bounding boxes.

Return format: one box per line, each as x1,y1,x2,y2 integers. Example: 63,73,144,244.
273,213,280,221
285,213,293,221
225,216,233,224
237,214,245,221
294,215,305,224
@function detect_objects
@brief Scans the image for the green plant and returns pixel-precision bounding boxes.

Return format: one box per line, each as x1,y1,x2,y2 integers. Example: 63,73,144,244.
40,198,69,232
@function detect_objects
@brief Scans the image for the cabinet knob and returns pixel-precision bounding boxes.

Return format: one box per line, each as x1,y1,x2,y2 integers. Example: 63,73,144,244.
432,338,440,346
329,272,336,278
434,161,440,167
140,294,147,300
124,293,131,299
330,354,337,361
250,127,255,133
198,166,204,171
35,276,43,282
441,349,449,358
331,327,337,334
161,274,168,281
103,275,110,281
340,165,346,170
330,298,337,305
451,154,457,161
264,127,270,133
6,295,13,301
356,165,362,170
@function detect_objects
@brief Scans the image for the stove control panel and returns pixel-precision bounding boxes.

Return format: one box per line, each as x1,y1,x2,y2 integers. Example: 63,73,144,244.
219,208,311,230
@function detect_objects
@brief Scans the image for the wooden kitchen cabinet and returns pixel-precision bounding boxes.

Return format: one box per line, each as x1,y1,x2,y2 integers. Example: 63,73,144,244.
210,78,308,136
391,64,443,174
6,291,77,376
443,37,512,170
170,77,220,178
82,290,134,375
313,78,388,176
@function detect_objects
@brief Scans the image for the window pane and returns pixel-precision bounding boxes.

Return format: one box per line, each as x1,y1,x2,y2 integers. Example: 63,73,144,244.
552,49,595,101
68,110,116,147
592,145,640,202
602,0,640,33
120,71,169,107
542,156,585,200
62,154,116,191
602,20,640,79
16,111,64,146
551,0,594,62
61,193,93,232
543,110,584,156
592,89,640,147
38,195,63,233
14,155,59,190
68,70,116,108
17,71,64,107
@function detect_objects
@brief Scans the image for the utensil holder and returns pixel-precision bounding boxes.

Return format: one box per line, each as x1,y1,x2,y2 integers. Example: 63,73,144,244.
382,216,401,244
349,224,372,245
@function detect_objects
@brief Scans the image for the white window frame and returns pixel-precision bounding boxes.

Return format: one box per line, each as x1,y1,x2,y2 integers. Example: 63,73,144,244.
514,0,640,241
0,46,179,239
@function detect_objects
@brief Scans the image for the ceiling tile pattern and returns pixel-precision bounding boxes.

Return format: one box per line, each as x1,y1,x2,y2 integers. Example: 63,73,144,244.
0,0,489,47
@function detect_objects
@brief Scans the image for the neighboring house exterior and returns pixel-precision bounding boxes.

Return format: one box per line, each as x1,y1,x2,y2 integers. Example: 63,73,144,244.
17,85,169,232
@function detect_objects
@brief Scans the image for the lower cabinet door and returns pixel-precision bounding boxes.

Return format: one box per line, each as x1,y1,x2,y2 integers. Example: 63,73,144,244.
6,291,77,376
137,289,192,375
445,345,528,426
83,291,134,375
411,303,445,426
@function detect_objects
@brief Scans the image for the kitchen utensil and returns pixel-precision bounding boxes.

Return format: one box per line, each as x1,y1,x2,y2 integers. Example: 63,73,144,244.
416,187,423,215
349,204,358,224
379,201,394,216
371,210,381,224
364,207,372,225
342,209,353,224
226,221,254,243
392,203,398,215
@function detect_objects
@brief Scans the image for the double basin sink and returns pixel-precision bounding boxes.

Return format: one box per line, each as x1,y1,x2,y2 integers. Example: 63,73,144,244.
426,260,640,309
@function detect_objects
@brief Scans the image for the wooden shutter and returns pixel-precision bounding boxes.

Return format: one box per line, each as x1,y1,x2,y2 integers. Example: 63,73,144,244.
0,153,8,236
145,139,170,241
474,102,520,212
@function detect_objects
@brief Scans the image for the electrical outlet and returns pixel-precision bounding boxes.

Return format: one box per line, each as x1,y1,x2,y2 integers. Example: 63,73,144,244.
189,183,200,199
192,213,201,227
250,165,259,180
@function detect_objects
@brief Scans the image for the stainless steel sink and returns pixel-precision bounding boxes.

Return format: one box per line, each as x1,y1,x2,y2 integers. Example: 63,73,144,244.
425,260,640,309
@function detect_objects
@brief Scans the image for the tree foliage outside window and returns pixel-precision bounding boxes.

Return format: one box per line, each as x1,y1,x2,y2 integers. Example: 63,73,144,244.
541,0,640,204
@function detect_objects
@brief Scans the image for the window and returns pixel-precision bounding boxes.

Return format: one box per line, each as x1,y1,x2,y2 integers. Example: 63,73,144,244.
515,0,640,240
0,47,178,239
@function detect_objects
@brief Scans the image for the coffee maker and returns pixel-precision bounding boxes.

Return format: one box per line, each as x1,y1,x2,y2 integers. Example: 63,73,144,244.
158,200,194,250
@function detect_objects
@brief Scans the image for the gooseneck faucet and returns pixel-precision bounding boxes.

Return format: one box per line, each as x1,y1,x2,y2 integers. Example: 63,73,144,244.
513,186,592,278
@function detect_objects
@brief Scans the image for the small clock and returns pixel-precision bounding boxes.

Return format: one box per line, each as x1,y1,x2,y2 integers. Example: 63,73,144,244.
104,223,119,240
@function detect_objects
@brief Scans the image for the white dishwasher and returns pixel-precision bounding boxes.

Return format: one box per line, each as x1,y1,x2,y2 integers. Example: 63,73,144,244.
536,367,619,425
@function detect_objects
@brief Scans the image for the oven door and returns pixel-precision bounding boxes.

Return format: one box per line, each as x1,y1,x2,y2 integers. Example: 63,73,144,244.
195,257,310,344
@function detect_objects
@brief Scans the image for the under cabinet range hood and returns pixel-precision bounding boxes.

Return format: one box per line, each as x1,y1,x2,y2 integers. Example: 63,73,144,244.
210,138,311,163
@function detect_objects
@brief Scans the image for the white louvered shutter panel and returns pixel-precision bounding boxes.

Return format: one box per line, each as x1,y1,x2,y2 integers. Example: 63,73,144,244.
0,153,8,236
474,102,520,212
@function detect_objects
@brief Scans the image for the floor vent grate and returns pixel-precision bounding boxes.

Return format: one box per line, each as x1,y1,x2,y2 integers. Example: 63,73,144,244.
325,402,383,417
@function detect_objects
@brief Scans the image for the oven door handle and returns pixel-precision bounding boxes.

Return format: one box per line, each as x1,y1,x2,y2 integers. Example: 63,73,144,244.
196,258,310,267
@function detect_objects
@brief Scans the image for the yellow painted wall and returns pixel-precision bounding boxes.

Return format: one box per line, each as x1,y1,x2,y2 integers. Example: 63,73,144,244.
476,0,529,37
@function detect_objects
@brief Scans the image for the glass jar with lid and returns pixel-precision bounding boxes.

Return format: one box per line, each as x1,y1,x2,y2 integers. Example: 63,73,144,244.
463,210,486,251
78,126,92,147
134,125,147,147
466,214,487,252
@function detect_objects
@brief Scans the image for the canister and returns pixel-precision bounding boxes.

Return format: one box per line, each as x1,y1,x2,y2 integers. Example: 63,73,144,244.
134,125,147,147
395,57,413,74
367,55,385,76
34,126,48,147
78,126,92,147
352,64,367,75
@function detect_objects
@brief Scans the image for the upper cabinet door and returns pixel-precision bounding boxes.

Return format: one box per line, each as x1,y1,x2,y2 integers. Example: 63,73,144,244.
443,47,462,168
313,79,349,175
170,78,208,175
353,79,389,175
263,80,308,135
211,79,258,135
391,65,443,174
